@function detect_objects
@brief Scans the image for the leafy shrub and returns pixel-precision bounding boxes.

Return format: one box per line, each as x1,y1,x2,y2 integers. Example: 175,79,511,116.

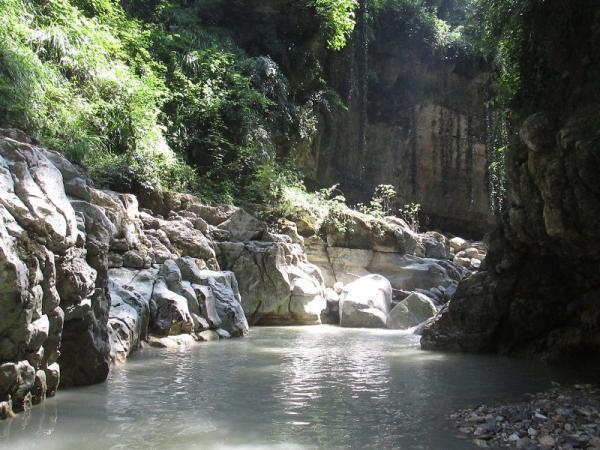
312,0,359,50
399,202,422,232
0,0,186,191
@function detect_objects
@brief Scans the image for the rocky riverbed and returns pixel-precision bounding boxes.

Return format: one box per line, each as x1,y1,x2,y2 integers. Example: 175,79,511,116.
0,129,484,420
452,384,600,449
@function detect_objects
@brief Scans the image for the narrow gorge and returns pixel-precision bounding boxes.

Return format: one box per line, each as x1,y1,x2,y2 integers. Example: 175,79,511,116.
0,1,599,449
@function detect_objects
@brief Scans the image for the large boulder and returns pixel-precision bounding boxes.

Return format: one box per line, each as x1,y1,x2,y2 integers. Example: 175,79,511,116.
388,292,437,330
368,254,466,291
324,209,418,254
420,232,450,260
218,241,326,325
217,209,266,241
339,274,392,328
161,219,215,260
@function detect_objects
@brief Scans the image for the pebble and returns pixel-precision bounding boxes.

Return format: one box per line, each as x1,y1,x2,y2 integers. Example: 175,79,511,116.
538,435,555,447
450,384,600,448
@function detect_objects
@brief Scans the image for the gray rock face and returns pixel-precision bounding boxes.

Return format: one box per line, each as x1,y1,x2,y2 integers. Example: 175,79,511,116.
339,274,392,328
324,209,419,254
0,132,260,418
107,268,157,363
420,232,450,260
388,292,437,330
185,263,247,335
0,134,111,409
219,241,326,325
301,210,469,306
299,12,494,236
192,284,222,329
369,254,466,292
217,209,266,241
422,4,600,358
151,279,195,336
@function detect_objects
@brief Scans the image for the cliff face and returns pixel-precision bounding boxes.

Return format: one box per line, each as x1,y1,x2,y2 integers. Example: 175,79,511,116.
192,3,495,237
422,2,600,359
302,12,494,237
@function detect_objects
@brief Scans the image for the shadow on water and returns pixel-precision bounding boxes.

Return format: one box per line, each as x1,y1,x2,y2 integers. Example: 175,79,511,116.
1,325,596,449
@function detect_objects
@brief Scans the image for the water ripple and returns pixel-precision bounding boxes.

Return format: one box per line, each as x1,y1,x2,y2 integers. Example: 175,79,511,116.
0,325,590,450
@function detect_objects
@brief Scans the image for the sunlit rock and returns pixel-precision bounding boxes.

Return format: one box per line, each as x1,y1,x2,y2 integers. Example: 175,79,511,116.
339,274,392,328
388,292,438,330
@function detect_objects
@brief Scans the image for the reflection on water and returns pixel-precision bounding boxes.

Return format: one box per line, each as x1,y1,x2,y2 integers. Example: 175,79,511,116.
0,326,593,449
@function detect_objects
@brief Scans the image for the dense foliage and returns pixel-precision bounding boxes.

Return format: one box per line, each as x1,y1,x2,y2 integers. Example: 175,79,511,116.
372,0,470,49
0,0,480,210
0,0,335,202
0,0,192,191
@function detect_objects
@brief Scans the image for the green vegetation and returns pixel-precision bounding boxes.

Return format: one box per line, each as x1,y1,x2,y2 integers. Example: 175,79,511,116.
0,0,349,203
0,0,192,191
465,0,525,108
371,0,472,50
313,0,359,50
0,0,490,220
463,1,531,214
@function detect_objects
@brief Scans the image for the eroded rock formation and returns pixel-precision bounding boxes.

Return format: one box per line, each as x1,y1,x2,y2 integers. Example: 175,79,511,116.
0,131,326,418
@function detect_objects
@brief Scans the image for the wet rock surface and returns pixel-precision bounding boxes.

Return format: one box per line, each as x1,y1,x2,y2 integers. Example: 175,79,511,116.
452,384,600,449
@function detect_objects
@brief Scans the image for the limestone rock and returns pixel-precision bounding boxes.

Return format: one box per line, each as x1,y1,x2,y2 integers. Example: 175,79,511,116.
192,284,222,329
449,237,469,253
339,274,392,328
161,219,215,260
388,292,437,330
150,280,194,336
191,270,249,337
107,268,157,363
217,208,266,241
0,138,77,252
420,232,450,260
324,209,417,254
219,241,326,325
369,254,466,291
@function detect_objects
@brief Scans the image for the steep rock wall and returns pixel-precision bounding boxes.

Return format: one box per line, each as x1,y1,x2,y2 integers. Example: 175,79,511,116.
302,14,494,237
422,2,600,359
188,3,494,237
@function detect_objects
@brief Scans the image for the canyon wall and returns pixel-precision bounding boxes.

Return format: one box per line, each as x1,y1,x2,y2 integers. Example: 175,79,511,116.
195,2,495,237
302,12,494,237
422,1,600,359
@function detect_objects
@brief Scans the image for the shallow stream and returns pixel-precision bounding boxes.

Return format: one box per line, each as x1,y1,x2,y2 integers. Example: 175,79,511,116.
0,326,589,449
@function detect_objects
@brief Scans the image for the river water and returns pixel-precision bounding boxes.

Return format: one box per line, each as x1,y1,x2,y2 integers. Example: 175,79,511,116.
0,326,589,449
